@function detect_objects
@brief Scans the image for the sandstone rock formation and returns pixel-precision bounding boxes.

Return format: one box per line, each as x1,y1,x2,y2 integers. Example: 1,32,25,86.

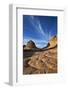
23,40,37,49
23,36,57,74
28,47,57,74
48,35,57,48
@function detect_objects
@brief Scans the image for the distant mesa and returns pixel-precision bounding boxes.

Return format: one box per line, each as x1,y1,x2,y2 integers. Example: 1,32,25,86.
27,40,36,48
23,40,37,49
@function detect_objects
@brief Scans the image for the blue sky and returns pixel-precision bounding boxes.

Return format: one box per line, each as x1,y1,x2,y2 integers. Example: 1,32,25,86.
23,15,57,48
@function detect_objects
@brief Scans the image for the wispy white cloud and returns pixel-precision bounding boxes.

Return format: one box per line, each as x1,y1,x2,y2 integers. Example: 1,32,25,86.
38,20,45,36
29,16,46,37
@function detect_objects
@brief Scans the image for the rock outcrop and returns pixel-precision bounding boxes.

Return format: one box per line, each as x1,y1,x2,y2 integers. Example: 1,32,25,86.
23,40,37,49
28,47,57,74
23,36,57,74
48,35,57,48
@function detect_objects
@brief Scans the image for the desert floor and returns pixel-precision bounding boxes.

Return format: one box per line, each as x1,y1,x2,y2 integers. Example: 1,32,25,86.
23,47,57,75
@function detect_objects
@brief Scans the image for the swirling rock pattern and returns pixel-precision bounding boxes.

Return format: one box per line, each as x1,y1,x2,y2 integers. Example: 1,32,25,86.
23,36,57,74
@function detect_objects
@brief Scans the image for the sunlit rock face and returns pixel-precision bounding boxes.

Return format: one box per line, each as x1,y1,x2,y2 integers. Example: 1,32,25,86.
48,35,57,48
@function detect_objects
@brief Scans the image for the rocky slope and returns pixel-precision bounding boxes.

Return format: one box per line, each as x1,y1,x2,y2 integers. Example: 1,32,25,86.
23,36,57,74
23,47,57,74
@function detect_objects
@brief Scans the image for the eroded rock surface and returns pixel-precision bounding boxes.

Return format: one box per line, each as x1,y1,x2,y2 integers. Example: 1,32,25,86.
23,47,57,74
23,36,57,74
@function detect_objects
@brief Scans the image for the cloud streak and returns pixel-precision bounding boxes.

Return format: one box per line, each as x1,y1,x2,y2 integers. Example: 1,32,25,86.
23,15,57,48
29,16,46,37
